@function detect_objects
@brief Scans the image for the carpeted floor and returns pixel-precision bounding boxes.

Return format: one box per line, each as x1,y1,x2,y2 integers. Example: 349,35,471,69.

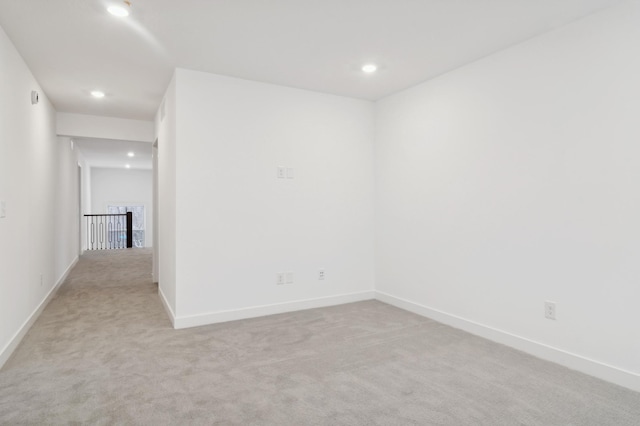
1,249,639,425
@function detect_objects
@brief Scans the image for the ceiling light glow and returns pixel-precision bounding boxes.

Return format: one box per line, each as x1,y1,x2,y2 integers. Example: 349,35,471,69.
125,164,131,169
91,90,105,98
362,64,378,73
108,6,130,17
127,152,135,157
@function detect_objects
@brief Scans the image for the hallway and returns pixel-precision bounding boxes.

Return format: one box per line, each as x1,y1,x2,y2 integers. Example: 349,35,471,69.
0,248,171,423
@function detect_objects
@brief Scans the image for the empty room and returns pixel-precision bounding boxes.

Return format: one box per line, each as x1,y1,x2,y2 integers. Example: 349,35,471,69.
0,0,639,424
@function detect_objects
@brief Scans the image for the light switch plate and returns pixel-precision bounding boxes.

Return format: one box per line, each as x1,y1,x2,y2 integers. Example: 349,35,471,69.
286,168,294,179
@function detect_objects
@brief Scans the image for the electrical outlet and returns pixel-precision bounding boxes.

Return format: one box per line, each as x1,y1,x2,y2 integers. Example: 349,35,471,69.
545,301,556,320
318,269,325,280
277,167,286,179
286,271,293,284
0,200,6,218
276,273,285,285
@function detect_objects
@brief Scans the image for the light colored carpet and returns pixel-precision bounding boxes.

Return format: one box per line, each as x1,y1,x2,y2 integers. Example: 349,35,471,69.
1,249,639,425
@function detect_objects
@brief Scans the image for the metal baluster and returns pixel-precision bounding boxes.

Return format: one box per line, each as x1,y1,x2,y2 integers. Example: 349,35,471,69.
84,214,129,250
90,217,95,250
108,216,112,249
99,217,104,250
117,217,122,248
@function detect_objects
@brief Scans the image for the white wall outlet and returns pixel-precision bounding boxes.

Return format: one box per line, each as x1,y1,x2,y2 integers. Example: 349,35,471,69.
318,269,325,280
0,200,6,218
276,272,285,285
286,168,294,179
545,301,556,320
286,271,294,284
277,167,286,179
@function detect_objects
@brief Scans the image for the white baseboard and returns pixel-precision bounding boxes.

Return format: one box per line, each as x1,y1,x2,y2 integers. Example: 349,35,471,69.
173,291,376,329
375,291,640,393
0,256,79,369
158,287,176,328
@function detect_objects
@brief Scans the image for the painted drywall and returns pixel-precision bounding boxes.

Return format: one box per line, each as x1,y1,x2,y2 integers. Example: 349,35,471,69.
374,2,640,390
170,69,375,323
57,112,154,143
78,149,92,252
56,137,85,268
0,24,80,367
155,75,177,319
152,142,159,283
90,167,153,248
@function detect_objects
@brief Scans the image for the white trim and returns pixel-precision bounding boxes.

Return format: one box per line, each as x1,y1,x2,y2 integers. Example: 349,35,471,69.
158,287,176,328
173,291,376,329
375,291,640,393
0,256,78,369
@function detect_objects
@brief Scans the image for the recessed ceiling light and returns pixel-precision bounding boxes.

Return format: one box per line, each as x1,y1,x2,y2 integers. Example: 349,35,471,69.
362,64,378,73
91,90,105,98
127,152,135,157
108,6,130,17
125,164,131,169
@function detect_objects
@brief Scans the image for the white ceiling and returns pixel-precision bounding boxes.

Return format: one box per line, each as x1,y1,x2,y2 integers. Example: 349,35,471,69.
74,138,152,170
0,0,624,121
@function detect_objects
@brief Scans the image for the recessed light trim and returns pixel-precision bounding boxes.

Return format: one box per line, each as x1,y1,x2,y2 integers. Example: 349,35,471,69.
108,6,129,17
91,90,105,98
362,64,378,73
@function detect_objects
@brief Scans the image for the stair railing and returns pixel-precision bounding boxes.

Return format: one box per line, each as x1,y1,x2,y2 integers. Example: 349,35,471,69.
84,212,133,250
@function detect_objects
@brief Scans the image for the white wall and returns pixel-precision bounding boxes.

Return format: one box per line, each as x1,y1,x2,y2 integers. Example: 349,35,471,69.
55,137,86,267
57,112,154,143
165,69,375,326
78,149,91,252
155,75,177,318
152,141,159,283
0,24,80,367
375,2,640,391
90,167,153,248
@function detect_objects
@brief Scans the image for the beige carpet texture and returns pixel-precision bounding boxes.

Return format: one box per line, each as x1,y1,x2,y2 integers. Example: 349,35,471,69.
1,249,639,425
